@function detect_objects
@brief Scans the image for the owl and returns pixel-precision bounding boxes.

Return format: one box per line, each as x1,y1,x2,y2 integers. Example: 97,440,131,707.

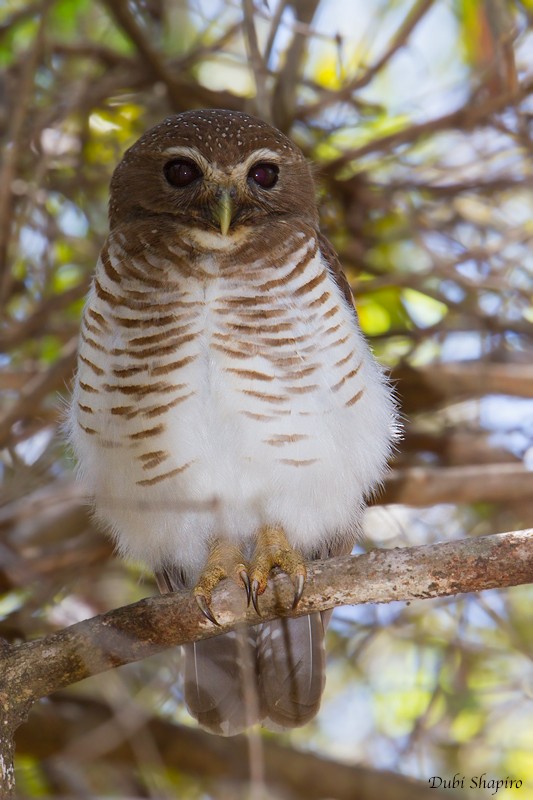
69,109,396,736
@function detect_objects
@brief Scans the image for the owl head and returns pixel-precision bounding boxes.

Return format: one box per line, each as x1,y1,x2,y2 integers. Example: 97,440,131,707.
109,109,318,242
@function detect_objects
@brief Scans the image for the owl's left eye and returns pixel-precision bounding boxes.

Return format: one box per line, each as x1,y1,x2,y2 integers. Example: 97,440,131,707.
164,159,202,188
248,162,279,189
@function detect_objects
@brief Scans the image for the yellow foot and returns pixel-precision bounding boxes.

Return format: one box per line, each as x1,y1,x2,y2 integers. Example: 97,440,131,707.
249,526,307,615
193,539,249,626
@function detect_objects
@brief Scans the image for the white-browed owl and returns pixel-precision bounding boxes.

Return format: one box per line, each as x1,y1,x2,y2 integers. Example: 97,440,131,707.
69,109,397,736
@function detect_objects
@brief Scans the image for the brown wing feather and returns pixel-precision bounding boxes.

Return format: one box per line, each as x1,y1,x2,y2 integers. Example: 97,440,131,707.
318,231,358,321
317,232,362,624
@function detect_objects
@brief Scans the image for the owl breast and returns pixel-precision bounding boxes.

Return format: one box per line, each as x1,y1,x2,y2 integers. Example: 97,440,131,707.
70,230,394,581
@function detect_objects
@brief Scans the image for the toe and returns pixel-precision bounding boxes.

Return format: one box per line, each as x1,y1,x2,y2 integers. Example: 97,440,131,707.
192,539,249,620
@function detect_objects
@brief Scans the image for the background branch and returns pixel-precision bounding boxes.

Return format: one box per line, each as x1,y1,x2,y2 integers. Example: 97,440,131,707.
381,464,533,506
16,694,454,800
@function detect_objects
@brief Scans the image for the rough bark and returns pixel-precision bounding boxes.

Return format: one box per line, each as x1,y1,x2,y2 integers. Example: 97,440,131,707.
2,528,531,796
1,530,531,700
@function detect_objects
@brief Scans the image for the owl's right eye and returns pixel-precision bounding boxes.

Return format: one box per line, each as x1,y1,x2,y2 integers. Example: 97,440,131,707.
164,159,202,188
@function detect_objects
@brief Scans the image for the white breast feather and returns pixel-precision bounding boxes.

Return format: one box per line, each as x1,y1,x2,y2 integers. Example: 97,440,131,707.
69,243,396,582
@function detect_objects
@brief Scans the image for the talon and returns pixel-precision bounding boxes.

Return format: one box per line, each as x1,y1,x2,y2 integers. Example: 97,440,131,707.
251,579,262,616
249,526,307,613
195,594,220,627
240,569,251,606
293,573,305,608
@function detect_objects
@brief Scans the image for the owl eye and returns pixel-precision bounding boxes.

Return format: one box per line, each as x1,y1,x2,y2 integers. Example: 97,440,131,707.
248,163,279,189
164,159,202,188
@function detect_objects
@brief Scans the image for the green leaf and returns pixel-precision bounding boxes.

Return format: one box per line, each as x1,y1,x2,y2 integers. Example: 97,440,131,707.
402,289,448,328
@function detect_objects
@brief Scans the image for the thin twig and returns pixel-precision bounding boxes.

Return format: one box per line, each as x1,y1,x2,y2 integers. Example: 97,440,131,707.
271,0,321,130
323,77,533,173
101,0,241,112
0,4,50,301
301,0,436,120
242,0,271,121
0,338,78,447
263,0,288,65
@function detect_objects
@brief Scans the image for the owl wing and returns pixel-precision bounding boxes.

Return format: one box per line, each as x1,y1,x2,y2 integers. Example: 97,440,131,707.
318,229,360,557
316,232,360,624
317,231,359,322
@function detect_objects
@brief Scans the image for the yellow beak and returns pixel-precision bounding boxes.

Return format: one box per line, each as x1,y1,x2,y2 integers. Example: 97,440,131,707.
215,189,233,236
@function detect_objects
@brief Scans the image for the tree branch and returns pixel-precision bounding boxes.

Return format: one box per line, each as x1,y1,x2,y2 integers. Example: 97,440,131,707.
242,0,271,122
271,0,321,130
323,77,533,172
0,338,77,448
1,530,532,707
381,464,533,506
16,694,453,800
394,362,533,407
0,4,49,299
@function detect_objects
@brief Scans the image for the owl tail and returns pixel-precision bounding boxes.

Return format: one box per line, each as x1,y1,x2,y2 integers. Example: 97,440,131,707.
257,613,326,731
183,614,326,736
183,629,260,737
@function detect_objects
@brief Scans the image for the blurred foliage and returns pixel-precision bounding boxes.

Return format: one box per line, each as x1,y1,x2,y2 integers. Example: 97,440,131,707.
1,0,533,798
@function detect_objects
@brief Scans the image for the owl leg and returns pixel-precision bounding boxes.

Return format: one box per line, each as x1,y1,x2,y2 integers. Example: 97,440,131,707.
249,526,307,614
193,539,250,625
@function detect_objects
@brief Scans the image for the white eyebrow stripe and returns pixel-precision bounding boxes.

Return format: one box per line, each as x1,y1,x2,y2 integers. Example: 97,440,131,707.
242,148,282,167
161,145,284,183
161,146,211,172
226,149,283,182
162,145,201,158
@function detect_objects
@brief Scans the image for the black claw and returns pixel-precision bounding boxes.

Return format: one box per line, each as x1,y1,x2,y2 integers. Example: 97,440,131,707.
251,579,261,616
292,574,305,609
195,594,220,626
240,570,251,606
